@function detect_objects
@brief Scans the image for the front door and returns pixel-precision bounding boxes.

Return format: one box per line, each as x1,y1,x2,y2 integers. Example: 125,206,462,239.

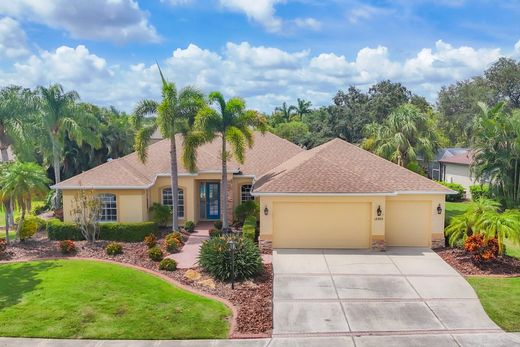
199,182,220,220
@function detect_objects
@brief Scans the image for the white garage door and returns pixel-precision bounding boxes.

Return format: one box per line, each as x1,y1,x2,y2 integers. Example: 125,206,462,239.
386,201,431,247
272,202,371,249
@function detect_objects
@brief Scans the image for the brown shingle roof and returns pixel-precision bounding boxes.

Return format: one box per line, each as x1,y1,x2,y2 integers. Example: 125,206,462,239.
439,151,473,165
253,138,452,194
55,131,304,189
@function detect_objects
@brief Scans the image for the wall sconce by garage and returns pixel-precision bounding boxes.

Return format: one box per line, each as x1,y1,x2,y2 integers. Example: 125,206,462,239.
376,205,382,217
264,206,269,216
437,204,443,215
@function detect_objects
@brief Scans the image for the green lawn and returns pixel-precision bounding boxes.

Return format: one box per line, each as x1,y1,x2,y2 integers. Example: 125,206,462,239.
467,276,520,332
0,231,16,240
445,201,470,224
0,201,45,227
0,260,231,339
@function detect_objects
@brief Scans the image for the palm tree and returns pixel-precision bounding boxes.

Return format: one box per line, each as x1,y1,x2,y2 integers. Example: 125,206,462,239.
133,66,205,231
274,102,296,122
474,209,520,254
362,103,441,168
293,98,312,120
0,161,50,242
36,84,100,207
186,92,265,230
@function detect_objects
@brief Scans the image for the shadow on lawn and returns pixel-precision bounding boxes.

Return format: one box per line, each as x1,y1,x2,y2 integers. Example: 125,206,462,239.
0,261,61,309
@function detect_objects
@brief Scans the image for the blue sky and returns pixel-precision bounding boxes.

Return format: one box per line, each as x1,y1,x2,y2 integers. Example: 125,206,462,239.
0,0,519,112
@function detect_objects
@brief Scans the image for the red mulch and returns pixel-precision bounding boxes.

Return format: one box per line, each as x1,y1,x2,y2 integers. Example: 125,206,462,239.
0,231,273,337
435,247,520,276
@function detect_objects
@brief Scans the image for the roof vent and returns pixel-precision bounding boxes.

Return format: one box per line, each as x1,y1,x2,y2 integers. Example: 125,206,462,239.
107,158,113,162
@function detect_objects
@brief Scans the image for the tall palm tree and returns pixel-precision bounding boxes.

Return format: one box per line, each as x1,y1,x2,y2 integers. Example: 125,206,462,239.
36,84,100,207
133,66,205,231
0,86,35,230
362,103,441,168
186,92,266,230
274,102,296,122
0,161,50,242
293,98,312,120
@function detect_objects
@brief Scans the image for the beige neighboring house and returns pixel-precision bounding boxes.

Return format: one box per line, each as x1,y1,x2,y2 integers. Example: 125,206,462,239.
439,151,475,198
55,132,453,249
0,146,14,163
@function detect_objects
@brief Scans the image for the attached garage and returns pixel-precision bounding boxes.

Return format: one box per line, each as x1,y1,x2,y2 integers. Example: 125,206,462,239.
386,200,431,247
272,201,371,249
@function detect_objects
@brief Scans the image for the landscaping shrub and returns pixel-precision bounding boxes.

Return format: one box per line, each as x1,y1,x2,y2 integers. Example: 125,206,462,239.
164,234,182,253
184,220,196,233
18,215,46,241
464,234,499,262
242,216,257,242
59,240,76,254
0,239,6,256
470,185,491,201
148,246,164,261
47,220,159,242
144,233,157,248
209,228,221,238
213,220,223,230
106,242,123,255
159,258,177,271
149,203,171,227
436,181,465,202
171,231,185,243
199,235,263,281
234,201,259,225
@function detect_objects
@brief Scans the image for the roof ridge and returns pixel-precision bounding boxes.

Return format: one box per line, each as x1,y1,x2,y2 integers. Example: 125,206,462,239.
118,157,153,184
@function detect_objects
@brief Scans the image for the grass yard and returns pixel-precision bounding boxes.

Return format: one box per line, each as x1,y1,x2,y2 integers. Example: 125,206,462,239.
467,276,520,332
0,200,45,228
0,231,16,240
0,260,231,339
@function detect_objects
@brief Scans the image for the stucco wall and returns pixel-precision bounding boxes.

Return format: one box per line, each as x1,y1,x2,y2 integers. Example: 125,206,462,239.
62,189,147,223
444,163,475,198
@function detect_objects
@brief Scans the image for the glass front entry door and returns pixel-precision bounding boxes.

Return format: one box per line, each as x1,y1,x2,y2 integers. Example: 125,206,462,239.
199,182,220,220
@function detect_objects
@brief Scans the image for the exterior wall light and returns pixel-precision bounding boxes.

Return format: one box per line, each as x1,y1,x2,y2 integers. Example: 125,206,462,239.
437,204,443,215
264,206,269,216
376,205,382,217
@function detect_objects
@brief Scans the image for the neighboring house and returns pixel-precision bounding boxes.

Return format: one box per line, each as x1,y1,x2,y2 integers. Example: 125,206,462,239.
55,132,453,250
149,128,163,144
438,150,476,198
426,148,468,181
0,146,14,163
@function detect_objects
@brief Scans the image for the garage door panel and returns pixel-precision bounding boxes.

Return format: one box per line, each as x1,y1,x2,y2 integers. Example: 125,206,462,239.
386,201,430,247
273,202,370,249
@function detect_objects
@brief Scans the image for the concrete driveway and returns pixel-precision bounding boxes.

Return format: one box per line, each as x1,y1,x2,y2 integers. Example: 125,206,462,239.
272,247,518,346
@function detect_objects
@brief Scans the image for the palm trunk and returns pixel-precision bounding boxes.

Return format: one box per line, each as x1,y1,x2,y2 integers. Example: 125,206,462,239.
52,139,62,209
170,134,179,231
221,136,229,231
3,202,9,245
16,205,25,242
0,133,14,229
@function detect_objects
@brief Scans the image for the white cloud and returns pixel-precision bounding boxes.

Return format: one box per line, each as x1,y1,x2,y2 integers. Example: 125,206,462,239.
219,0,284,32
515,39,520,56
293,17,322,31
0,17,29,58
0,0,159,44
0,40,512,113
348,5,394,24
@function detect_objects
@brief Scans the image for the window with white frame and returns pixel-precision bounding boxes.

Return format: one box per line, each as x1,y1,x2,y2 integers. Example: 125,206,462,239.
240,184,254,203
162,187,184,218
98,194,117,222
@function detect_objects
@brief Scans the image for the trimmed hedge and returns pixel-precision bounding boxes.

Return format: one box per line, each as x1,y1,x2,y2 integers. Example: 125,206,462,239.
242,216,257,242
436,181,465,202
47,219,159,242
470,184,491,201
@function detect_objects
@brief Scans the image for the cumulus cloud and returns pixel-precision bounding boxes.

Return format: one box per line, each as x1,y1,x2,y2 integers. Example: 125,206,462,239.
0,0,159,43
219,0,284,32
348,5,394,24
0,17,29,58
293,18,322,31
0,40,511,113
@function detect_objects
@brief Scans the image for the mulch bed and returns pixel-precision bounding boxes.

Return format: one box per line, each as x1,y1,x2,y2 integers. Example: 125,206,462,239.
0,231,273,338
435,247,520,276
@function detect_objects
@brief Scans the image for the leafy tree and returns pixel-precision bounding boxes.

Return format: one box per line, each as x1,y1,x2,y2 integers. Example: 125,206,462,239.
133,67,204,231
36,84,100,207
362,103,441,167
70,189,101,244
187,92,266,230
293,98,312,120
330,86,370,143
367,80,413,123
273,121,310,147
0,161,50,242
301,107,335,147
485,57,520,108
471,102,520,208
274,102,296,122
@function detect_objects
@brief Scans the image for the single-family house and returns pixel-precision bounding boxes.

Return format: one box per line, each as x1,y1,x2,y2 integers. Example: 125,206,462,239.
55,132,452,249
438,150,476,198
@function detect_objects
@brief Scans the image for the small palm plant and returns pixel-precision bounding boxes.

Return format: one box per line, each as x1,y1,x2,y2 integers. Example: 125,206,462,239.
0,161,50,242
474,209,520,255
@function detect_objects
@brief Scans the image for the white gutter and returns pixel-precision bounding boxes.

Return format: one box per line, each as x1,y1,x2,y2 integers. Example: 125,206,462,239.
251,190,456,197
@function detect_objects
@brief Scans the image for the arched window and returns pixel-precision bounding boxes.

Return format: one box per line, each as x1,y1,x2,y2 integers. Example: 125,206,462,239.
162,187,184,218
98,194,117,222
240,184,254,203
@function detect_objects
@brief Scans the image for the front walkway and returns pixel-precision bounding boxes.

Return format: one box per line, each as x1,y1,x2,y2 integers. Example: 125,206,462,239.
167,222,211,268
271,247,519,346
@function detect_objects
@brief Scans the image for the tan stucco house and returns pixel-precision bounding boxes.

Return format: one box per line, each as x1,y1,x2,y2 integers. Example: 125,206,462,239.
55,132,452,249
